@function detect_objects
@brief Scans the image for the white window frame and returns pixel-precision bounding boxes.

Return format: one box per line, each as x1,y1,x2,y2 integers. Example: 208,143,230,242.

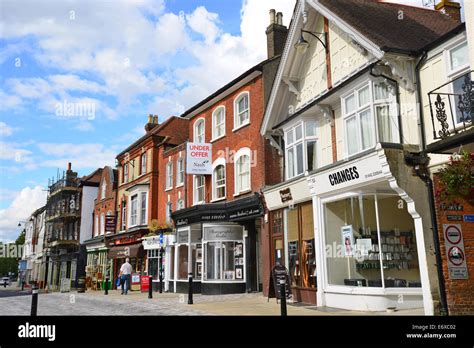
130,194,138,227
100,213,105,235
444,39,471,127
284,119,320,180
234,147,251,196
166,162,173,190
211,157,226,202
233,91,250,131
101,180,106,200
176,158,184,187
341,79,398,158
193,175,205,205
194,118,206,143
140,191,147,225
177,199,185,211
140,153,147,175
94,214,99,237
212,106,226,141
123,163,129,184
121,203,126,231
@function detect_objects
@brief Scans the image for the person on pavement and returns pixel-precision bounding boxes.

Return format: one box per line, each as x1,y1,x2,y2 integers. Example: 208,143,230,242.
119,258,132,295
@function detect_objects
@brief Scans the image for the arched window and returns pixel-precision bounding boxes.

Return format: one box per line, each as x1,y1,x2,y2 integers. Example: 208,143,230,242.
234,147,251,194
101,180,106,200
212,106,226,140
100,213,105,235
234,92,249,129
212,158,226,200
194,118,205,143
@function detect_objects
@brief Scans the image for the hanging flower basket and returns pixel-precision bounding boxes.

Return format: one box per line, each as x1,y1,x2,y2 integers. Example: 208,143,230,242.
436,150,474,202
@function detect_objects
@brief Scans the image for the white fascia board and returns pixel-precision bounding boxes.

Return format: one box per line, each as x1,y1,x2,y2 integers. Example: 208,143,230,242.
260,0,304,136
308,0,385,60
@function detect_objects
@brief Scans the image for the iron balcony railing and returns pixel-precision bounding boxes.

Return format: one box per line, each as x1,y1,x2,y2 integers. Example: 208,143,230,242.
428,70,473,140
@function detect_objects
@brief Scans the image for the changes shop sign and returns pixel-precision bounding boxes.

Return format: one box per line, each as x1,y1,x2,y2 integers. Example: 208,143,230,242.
186,142,212,175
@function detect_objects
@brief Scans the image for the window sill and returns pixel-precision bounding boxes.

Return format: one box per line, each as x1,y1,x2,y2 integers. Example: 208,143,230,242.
210,197,226,203
165,187,173,192
233,189,252,197
232,122,250,132
193,201,205,206
210,135,225,143
175,183,184,188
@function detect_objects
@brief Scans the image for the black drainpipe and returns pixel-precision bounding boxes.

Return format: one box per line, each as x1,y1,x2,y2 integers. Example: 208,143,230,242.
414,52,449,316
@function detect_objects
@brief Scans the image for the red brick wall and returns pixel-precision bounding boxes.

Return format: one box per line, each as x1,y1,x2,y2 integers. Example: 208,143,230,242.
158,144,187,225
185,75,282,205
93,167,116,237
433,174,474,315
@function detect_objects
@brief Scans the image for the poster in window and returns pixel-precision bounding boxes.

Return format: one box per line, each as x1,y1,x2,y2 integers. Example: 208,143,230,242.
196,249,202,262
197,263,202,277
341,225,354,257
234,243,243,256
235,268,243,279
224,271,235,280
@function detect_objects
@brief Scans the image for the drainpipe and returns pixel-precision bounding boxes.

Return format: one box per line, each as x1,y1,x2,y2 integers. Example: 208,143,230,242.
412,51,449,316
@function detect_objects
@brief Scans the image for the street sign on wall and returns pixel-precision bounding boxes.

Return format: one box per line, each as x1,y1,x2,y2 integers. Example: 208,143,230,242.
186,142,212,175
443,224,468,279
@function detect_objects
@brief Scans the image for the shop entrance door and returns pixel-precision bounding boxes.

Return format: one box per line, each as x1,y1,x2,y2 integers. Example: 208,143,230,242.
272,238,285,267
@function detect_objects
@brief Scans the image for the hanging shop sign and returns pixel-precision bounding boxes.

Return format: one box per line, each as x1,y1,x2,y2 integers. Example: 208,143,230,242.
105,216,116,233
186,142,212,175
443,224,468,279
308,153,384,196
279,188,293,203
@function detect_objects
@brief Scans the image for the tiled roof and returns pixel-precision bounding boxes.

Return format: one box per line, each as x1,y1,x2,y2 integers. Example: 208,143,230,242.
319,0,461,54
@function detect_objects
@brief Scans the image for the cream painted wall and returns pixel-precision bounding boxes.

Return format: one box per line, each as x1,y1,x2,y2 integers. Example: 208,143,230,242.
396,60,420,146
329,21,374,86
319,117,333,167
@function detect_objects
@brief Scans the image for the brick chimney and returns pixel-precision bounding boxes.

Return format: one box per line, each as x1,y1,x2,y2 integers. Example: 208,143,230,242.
266,9,288,59
144,114,159,132
435,0,461,22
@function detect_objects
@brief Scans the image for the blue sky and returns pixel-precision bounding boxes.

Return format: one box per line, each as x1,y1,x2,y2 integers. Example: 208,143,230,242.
0,0,463,242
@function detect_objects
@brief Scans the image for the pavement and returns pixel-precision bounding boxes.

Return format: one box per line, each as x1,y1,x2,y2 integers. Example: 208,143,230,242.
0,285,424,316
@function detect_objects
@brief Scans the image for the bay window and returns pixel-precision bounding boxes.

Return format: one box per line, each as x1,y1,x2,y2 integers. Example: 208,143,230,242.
212,106,226,140
342,80,398,157
140,191,147,225
285,120,318,180
130,195,137,226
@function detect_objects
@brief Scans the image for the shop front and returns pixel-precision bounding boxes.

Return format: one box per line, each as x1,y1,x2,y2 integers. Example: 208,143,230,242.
142,233,176,292
107,242,145,291
307,147,434,314
263,176,317,304
84,236,109,290
171,193,263,295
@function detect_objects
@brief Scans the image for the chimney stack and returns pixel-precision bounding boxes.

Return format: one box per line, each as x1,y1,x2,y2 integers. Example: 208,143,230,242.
145,114,159,132
435,0,461,22
67,162,72,171
266,9,288,59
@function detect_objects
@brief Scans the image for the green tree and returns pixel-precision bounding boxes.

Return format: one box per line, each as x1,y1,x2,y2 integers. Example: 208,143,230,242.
0,258,19,277
15,229,25,245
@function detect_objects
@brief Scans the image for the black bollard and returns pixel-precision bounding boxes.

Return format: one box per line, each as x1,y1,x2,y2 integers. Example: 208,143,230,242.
159,248,163,294
279,280,287,316
187,272,193,305
104,276,109,295
21,279,25,291
31,285,38,316
148,276,153,299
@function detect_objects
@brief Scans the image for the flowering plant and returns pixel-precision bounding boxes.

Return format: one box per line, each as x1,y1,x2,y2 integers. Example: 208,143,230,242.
436,150,474,202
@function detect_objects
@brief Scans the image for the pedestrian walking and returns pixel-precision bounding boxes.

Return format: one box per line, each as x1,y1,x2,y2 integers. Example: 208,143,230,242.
119,258,132,295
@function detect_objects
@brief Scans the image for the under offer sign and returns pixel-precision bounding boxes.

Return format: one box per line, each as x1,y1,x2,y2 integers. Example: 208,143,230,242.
186,142,212,175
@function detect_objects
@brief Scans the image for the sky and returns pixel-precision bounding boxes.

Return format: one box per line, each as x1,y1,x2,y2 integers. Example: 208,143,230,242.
0,0,464,243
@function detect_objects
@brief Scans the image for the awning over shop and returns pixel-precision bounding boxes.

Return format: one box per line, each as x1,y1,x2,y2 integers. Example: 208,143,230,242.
107,244,145,259
171,192,264,226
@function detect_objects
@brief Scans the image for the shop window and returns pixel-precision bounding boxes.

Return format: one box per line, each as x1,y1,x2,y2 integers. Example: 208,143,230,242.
212,106,226,140
284,203,316,289
204,241,244,281
234,92,249,129
177,244,189,280
324,194,421,288
169,246,175,280
147,250,159,280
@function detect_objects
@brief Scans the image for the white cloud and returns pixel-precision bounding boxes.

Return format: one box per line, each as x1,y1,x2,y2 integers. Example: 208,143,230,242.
0,122,14,137
0,186,47,242
38,142,116,169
